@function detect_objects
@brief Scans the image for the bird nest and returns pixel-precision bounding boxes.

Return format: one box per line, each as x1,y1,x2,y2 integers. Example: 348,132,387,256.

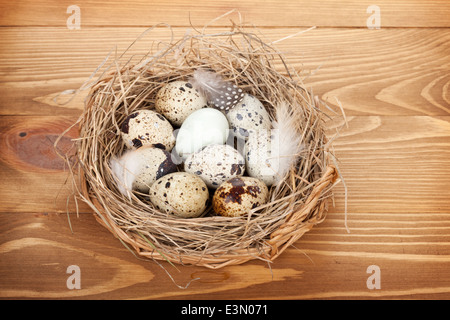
59,18,342,270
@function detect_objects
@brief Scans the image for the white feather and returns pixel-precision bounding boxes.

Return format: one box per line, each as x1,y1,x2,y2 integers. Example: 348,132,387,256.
190,68,225,99
271,101,304,184
110,149,147,198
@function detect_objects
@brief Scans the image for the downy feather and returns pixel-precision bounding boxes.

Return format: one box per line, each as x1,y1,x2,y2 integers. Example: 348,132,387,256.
110,149,147,198
271,101,304,184
190,68,225,99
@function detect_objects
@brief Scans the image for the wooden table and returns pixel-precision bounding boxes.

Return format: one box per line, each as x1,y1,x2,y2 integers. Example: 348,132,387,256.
1,1,449,300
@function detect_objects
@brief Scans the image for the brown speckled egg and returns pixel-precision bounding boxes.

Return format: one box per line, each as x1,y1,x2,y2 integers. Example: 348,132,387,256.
121,110,175,151
245,131,277,186
226,94,271,140
132,147,178,194
149,172,209,218
184,144,245,189
212,176,269,217
155,80,208,126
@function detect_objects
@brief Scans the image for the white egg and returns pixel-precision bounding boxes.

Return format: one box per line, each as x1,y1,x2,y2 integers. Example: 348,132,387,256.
149,172,209,218
155,80,207,126
226,94,271,140
120,109,175,151
185,144,245,189
175,108,229,160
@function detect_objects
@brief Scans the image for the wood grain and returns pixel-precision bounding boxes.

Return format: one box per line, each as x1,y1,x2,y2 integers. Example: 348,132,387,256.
0,115,91,213
1,27,449,116
1,0,449,27
1,211,449,299
1,0,450,300
327,115,450,214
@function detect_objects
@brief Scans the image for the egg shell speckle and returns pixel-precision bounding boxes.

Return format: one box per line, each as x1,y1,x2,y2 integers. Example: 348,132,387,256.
121,110,175,151
226,94,271,140
245,131,277,186
149,172,209,218
212,176,269,217
185,144,245,189
155,80,208,126
132,147,178,193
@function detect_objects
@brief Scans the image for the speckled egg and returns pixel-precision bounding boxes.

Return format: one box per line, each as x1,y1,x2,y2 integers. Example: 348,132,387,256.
149,172,209,218
185,144,245,189
245,130,277,186
121,109,176,151
131,147,178,193
175,108,230,160
155,80,208,126
212,176,269,217
226,94,271,140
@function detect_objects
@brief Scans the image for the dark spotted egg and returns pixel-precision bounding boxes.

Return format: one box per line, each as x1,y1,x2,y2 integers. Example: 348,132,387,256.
149,172,209,218
226,94,271,140
120,110,175,151
212,176,269,217
155,80,207,126
184,144,245,189
130,146,177,194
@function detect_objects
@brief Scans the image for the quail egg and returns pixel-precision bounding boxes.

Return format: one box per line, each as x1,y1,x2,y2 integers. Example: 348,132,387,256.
155,80,208,126
121,109,176,151
185,144,245,189
110,146,178,196
175,108,229,160
212,176,269,217
149,172,209,218
226,94,271,140
245,130,277,186
131,146,178,193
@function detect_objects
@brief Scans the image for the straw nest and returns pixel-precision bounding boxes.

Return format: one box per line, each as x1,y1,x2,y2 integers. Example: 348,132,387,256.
62,19,341,269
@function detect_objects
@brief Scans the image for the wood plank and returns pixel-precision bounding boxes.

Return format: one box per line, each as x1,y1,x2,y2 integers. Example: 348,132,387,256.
0,212,156,299
1,115,449,214
1,27,449,116
327,115,450,214
1,0,449,28
1,0,450,301
1,211,449,299
0,115,92,213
